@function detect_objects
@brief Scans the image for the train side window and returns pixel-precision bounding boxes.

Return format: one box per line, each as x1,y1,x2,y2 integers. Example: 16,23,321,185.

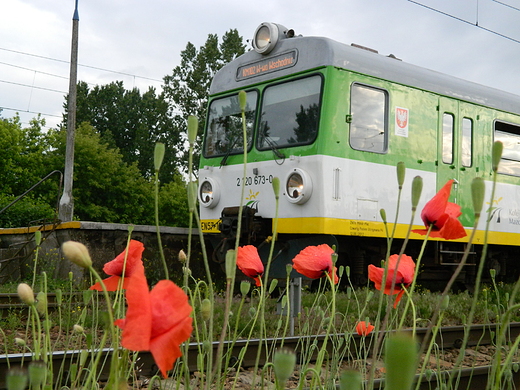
442,113,454,164
257,75,322,150
461,117,473,167
203,91,258,157
349,84,388,153
494,120,520,176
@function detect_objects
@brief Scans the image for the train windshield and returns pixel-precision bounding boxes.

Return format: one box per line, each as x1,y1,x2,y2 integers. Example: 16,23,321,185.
257,75,322,150
203,91,258,157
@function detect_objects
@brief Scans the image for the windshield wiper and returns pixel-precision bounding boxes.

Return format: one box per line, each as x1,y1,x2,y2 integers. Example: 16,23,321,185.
220,135,240,168
264,135,285,162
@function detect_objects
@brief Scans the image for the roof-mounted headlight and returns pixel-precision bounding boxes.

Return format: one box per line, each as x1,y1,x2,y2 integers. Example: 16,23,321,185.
199,177,220,208
285,168,312,204
252,22,293,55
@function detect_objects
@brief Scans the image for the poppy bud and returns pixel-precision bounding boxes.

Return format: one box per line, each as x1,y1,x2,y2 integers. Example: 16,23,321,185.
396,161,405,189
14,338,26,347
273,349,296,386
62,241,92,269
339,370,362,390
411,176,423,210
238,90,247,112
34,230,41,246
384,333,417,390
17,283,35,305
36,291,47,315
269,279,278,294
187,115,198,146
285,263,293,277
154,142,165,172
187,181,197,212
28,361,47,389
6,367,28,390
471,177,485,217
272,177,280,199
492,141,503,172
178,249,187,263
490,268,496,279
225,250,237,280
380,208,387,223
440,295,450,311
240,281,250,296
201,298,212,322
73,324,85,334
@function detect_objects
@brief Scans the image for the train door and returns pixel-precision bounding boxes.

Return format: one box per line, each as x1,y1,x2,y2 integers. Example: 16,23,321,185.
437,97,477,267
437,97,460,200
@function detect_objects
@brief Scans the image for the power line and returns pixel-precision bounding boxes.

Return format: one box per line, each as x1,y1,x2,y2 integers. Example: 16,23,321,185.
0,46,163,83
0,79,66,94
408,0,520,45
0,106,61,118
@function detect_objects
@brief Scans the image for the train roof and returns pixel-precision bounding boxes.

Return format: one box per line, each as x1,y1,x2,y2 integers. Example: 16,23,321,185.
210,32,520,116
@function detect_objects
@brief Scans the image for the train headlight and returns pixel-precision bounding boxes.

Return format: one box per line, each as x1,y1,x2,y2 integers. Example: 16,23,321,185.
253,22,280,54
199,178,220,208
285,168,312,204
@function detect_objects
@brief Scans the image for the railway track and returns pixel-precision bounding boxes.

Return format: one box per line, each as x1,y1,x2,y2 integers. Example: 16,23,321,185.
1,323,519,389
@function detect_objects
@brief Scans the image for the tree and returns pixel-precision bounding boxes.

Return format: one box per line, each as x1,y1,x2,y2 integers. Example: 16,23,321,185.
162,29,246,176
65,82,181,184
47,123,156,224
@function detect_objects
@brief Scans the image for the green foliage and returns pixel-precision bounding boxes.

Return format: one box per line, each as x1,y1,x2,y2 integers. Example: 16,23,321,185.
50,123,156,224
162,29,245,175
67,81,181,184
157,176,190,227
0,194,56,228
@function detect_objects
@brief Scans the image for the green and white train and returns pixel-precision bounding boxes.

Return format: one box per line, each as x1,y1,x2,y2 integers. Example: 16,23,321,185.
198,22,520,285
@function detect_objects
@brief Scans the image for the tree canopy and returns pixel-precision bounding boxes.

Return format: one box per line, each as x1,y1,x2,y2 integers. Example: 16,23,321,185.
0,29,245,227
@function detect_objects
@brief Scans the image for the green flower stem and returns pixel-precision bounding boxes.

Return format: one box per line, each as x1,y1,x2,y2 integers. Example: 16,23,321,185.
86,265,120,389
154,169,169,280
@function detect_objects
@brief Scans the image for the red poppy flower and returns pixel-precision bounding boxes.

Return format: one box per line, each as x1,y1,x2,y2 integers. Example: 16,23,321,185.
237,245,264,286
356,321,375,336
368,254,415,307
90,240,145,291
412,180,467,240
292,244,338,284
115,280,193,378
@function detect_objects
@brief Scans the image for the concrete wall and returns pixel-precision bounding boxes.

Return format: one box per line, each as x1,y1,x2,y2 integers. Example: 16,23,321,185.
0,222,210,287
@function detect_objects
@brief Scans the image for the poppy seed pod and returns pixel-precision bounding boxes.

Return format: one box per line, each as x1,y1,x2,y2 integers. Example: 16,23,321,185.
28,361,47,389
62,241,92,269
273,349,296,386
17,283,35,305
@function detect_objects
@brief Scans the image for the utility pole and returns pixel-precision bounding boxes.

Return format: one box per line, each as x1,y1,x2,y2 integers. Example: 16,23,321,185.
59,0,79,222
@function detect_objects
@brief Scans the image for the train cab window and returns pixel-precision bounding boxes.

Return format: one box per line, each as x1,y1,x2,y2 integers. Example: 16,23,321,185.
203,91,258,157
461,117,473,167
494,120,520,176
349,84,388,153
257,75,322,151
442,113,454,164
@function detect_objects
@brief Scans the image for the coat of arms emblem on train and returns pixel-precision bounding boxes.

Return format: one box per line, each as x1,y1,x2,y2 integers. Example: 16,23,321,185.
395,107,409,137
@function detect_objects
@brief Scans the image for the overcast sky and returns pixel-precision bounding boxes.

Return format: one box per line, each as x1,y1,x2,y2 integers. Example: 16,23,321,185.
1,0,520,130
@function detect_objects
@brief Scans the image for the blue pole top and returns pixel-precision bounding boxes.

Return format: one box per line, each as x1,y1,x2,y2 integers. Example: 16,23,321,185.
73,0,79,20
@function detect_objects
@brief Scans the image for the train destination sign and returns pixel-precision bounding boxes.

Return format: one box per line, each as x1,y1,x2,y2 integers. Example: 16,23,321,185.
236,50,298,80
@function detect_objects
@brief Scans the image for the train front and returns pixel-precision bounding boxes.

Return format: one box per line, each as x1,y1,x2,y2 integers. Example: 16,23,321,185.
197,23,337,276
